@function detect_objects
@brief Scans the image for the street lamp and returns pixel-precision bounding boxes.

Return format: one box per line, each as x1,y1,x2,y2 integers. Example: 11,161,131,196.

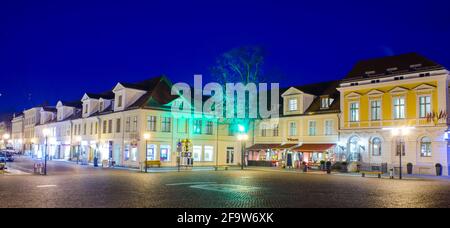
76,136,82,165
385,127,413,179
237,133,249,170
143,133,151,173
42,129,51,175
2,134,10,168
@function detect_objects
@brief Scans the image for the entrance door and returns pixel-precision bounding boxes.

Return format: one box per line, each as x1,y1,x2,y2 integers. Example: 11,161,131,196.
226,147,234,164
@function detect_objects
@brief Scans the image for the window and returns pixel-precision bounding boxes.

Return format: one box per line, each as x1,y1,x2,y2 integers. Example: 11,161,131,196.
161,117,171,132
420,137,432,157
84,104,88,114
131,147,138,162
350,102,359,122
146,144,156,160
321,97,334,109
99,102,104,112
289,122,297,136
147,116,156,131
193,119,202,134
132,116,138,132
193,146,202,161
308,121,317,136
206,121,213,135
419,96,431,118
160,145,170,161
371,137,382,156
116,119,121,133
90,123,93,135
226,147,234,164
95,122,98,134
124,144,130,161
108,120,113,133
324,120,333,136
261,124,267,137
348,136,360,161
395,139,406,156
273,124,279,137
103,120,107,134
204,146,214,162
125,117,131,132
370,100,381,121
288,98,298,111
118,95,123,108
83,123,87,135
393,97,406,119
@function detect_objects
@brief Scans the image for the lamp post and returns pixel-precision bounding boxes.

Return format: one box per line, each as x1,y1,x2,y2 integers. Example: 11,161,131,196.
143,133,151,173
76,136,82,165
2,134,10,169
237,132,249,170
42,129,51,176
387,127,412,180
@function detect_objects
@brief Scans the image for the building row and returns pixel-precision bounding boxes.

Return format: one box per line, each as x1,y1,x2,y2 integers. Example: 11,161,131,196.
7,53,450,176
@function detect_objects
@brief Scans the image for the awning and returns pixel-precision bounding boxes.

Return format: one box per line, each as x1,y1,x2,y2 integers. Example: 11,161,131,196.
246,144,281,151
292,144,336,152
272,144,298,150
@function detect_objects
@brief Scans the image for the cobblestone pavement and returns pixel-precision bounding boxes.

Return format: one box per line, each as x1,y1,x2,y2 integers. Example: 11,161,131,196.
1,157,450,208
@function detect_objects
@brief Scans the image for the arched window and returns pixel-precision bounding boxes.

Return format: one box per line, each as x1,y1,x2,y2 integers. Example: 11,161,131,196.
420,137,432,157
371,137,382,156
348,136,360,161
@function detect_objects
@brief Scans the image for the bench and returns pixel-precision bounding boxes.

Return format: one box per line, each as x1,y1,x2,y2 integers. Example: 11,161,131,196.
214,166,230,171
361,171,383,178
144,160,161,168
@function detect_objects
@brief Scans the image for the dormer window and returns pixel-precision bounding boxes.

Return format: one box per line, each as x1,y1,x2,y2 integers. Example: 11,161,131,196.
288,98,298,111
118,95,123,108
320,96,334,109
99,102,104,112
84,104,89,114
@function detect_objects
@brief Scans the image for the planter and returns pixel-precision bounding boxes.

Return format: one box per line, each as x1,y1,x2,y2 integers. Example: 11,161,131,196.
407,163,413,175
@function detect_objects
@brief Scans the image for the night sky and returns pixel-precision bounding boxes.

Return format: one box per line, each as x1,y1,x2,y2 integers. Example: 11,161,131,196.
1,0,450,114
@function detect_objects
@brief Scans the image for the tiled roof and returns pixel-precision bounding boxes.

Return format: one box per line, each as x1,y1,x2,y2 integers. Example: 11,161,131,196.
343,53,444,82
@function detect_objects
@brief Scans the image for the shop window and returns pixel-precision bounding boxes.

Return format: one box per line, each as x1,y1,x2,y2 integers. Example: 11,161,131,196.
131,147,138,162
160,145,171,161
146,144,156,160
124,144,130,161
204,146,214,162
193,145,202,161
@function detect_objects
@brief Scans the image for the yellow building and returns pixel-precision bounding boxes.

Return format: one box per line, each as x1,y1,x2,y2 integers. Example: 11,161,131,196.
338,53,450,176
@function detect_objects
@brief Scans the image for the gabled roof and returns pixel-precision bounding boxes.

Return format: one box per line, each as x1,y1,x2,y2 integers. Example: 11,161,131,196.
84,91,115,100
127,76,179,109
60,101,82,108
343,53,444,82
118,76,167,91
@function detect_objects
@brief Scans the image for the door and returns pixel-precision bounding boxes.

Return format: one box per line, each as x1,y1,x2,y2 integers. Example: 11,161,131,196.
226,147,234,164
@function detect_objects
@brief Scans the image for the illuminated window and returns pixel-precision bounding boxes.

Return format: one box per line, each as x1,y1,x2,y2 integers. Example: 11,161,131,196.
288,99,298,111
393,97,406,119
350,102,359,122
124,144,130,161
419,96,431,118
131,147,137,162
370,100,381,121
289,122,297,136
147,116,156,132
321,97,334,109
146,144,156,160
194,119,202,134
193,145,202,161
371,137,382,156
204,146,214,162
160,145,170,161
420,137,432,157
308,121,317,136
324,120,333,136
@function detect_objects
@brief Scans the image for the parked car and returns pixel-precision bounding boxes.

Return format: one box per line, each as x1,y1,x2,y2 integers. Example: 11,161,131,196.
0,151,14,162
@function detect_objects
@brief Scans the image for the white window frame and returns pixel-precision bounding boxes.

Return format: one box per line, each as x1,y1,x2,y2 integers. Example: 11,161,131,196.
418,95,432,118
204,146,214,162
289,122,297,136
288,98,298,111
349,102,360,122
370,99,382,121
324,120,333,136
393,96,406,120
308,120,317,136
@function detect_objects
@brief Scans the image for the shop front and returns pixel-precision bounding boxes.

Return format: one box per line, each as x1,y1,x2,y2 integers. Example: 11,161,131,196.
292,144,336,169
246,144,281,167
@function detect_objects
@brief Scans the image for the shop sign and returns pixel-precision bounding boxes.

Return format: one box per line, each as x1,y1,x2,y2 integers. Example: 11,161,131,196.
287,138,299,142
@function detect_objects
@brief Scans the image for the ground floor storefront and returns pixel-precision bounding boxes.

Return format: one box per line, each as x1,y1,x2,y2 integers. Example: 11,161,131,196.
246,143,337,170
339,126,450,176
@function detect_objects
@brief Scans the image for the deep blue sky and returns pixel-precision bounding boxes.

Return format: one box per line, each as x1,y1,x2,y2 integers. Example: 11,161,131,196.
1,0,450,114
